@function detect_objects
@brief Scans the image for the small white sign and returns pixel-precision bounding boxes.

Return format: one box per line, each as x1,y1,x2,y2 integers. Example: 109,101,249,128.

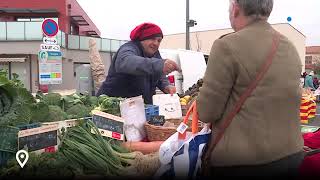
40,44,60,52
43,37,58,45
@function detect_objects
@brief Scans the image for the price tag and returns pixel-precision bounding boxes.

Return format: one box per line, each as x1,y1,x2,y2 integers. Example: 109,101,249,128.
176,122,188,134
91,110,125,141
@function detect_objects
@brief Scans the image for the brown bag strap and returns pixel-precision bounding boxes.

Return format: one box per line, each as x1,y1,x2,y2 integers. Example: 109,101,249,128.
203,31,281,163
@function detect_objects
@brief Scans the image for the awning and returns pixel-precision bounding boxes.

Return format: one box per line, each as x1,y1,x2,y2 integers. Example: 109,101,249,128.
70,15,89,26
85,30,99,37
0,8,58,14
0,57,26,62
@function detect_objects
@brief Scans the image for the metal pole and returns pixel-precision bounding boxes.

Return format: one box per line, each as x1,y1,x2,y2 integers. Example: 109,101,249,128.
186,0,190,50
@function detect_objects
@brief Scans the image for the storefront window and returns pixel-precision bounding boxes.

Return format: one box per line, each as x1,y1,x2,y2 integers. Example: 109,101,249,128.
11,62,30,90
0,62,30,90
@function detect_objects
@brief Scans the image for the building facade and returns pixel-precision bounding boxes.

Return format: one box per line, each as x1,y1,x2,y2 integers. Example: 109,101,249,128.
0,0,126,94
305,46,320,72
161,23,306,72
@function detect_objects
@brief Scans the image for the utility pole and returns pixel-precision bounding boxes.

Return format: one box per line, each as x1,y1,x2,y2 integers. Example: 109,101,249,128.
186,0,197,50
186,0,190,50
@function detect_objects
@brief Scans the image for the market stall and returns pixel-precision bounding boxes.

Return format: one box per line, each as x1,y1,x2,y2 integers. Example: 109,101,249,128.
0,72,162,178
0,70,204,178
300,89,317,124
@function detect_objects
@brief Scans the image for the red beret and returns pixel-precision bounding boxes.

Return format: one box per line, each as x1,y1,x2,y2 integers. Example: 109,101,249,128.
130,22,163,41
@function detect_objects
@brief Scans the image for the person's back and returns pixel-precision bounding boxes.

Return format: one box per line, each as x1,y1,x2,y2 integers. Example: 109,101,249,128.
197,1,304,176
304,74,316,90
207,21,303,167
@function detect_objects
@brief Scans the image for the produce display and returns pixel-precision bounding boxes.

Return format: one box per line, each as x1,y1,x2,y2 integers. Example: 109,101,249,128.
0,70,208,178
93,95,123,116
0,120,158,178
0,70,36,126
59,120,138,176
179,78,203,98
0,69,124,126
0,152,73,178
179,95,191,106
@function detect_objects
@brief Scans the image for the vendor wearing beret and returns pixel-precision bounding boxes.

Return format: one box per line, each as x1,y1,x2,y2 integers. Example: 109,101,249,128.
97,22,181,104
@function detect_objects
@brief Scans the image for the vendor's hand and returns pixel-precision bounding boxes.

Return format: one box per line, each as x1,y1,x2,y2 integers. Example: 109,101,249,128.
164,85,176,95
163,59,181,75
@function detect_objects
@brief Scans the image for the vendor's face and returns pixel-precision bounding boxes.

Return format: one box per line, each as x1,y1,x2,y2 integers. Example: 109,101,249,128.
141,37,162,57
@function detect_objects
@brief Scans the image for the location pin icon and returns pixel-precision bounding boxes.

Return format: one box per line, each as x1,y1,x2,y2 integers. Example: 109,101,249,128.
16,150,29,168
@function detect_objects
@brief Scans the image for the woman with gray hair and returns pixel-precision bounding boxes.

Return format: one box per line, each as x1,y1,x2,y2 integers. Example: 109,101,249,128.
197,0,304,177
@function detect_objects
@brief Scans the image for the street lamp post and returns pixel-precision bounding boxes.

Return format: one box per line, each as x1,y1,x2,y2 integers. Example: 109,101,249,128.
186,0,197,50
186,0,190,50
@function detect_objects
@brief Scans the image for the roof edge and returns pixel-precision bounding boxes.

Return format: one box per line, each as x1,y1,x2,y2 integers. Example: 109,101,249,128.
164,22,306,37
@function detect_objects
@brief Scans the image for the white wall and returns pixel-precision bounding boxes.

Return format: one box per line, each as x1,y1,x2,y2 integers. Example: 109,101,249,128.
161,23,306,72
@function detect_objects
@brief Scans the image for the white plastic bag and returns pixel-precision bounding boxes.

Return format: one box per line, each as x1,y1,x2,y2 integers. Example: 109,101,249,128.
155,101,211,178
120,95,146,141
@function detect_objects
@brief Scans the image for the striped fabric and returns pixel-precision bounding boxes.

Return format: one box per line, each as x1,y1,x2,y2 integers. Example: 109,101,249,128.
300,95,317,124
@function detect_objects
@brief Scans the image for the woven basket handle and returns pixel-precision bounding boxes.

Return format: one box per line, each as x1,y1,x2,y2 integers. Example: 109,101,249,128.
178,100,199,140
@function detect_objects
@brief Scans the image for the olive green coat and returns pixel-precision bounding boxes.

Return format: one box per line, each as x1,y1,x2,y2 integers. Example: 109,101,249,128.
197,21,304,166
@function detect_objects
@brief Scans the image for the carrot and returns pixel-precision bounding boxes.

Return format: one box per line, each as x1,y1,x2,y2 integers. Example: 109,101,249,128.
121,141,163,154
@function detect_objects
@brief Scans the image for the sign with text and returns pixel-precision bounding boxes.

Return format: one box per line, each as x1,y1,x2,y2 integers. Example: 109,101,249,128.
91,110,125,141
18,124,59,152
38,50,62,84
40,44,60,52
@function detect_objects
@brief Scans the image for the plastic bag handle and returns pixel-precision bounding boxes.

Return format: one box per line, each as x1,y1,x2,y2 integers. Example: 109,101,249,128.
178,100,199,140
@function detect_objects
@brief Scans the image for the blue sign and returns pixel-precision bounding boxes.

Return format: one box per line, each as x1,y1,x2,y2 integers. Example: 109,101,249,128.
42,19,59,37
47,51,62,56
40,75,51,79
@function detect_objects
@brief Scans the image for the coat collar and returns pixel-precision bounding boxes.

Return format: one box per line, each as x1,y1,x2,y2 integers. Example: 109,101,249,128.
243,20,271,31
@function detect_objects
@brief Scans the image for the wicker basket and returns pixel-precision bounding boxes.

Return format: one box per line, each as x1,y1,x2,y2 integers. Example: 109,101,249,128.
145,118,203,141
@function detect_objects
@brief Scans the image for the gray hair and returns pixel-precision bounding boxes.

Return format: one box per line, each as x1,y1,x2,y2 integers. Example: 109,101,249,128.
234,0,273,19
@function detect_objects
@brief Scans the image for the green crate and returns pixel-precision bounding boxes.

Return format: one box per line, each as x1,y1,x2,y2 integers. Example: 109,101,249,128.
0,126,19,166
0,151,15,167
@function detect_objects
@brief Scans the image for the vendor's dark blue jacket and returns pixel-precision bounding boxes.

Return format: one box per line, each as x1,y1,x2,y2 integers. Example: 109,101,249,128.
96,41,169,104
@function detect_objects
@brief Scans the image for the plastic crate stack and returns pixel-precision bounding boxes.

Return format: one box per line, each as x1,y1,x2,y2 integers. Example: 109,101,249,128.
145,104,159,122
